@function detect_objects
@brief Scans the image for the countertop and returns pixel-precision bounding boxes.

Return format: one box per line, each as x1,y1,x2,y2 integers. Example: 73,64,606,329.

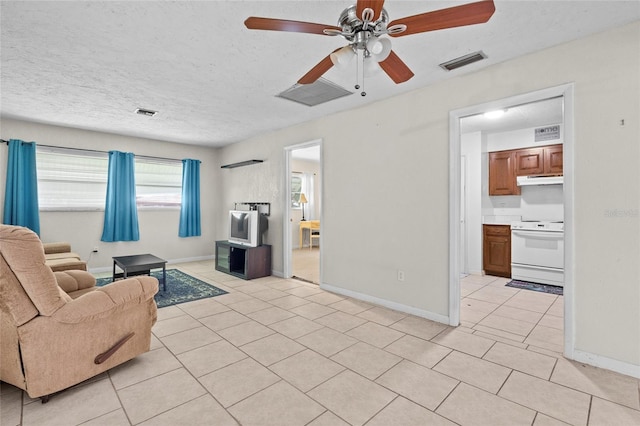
482,215,521,226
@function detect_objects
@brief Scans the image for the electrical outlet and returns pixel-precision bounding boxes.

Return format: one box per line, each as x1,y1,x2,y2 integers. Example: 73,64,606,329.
92,246,99,253
397,270,405,282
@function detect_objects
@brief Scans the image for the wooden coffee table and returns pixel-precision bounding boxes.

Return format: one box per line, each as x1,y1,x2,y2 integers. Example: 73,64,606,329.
112,254,167,292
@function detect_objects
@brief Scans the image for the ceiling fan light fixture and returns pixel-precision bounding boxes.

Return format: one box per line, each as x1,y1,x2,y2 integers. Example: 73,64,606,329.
246,0,496,93
367,37,392,62
330,45,355,68
363,58,382,77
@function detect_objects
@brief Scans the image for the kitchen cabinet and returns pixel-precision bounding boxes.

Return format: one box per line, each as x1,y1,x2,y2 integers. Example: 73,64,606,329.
515,144,563,176
515,147,545,175
545,144,563,174
489,151,520,196
483,225,511,278
489,144,563,196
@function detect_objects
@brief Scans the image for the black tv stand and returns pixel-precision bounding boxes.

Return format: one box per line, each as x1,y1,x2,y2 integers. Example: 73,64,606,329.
215,241,271,280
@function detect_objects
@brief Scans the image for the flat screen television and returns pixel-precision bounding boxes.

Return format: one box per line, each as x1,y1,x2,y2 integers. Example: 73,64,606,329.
228,210,267,247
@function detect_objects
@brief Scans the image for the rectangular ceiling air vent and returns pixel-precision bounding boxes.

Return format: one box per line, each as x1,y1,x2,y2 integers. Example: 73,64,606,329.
277,78,352,107
135,108,157,117
439,51,487,71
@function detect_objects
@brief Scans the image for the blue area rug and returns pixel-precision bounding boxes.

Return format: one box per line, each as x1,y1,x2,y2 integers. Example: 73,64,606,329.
96,269,227,308
506,279,563,295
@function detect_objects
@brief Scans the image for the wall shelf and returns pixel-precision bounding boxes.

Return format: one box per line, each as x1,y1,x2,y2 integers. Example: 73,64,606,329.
221,159,263,169
234,202,270,216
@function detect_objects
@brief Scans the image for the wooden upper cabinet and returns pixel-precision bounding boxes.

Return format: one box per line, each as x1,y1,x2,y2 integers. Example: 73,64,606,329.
489,151,520,196
545,144,564,174
489,144,563,196
515,144,563,176
515,147,545,176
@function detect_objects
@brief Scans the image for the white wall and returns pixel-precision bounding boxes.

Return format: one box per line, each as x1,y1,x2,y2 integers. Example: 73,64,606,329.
219,22,640,371
0,119,219,271
461,131,482,275
487,124,564,151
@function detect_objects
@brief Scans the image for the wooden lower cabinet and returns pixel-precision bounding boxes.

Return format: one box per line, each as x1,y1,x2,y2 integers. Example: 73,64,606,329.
482,225,511,278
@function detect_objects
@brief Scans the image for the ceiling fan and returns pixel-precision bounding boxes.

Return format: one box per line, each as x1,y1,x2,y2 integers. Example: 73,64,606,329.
245,0,496,96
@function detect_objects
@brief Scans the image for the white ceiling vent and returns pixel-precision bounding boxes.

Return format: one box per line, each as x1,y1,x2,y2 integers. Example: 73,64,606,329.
135,108,157,117
277,78,352,107
439,51,487,71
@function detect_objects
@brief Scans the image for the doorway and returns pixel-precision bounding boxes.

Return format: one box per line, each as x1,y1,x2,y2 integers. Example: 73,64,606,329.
284,140,322,284
449,84,575,358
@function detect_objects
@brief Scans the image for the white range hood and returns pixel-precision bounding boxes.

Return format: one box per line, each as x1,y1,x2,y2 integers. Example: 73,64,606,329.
516,175,563,186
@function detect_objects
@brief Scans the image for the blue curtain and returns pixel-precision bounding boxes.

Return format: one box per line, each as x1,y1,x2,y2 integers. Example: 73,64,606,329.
179,159,201,237
101,151,139,242
3,139,40,235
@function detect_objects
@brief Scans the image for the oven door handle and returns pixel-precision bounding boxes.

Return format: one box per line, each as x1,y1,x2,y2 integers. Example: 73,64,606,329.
511,230,564,239
511,263,563,272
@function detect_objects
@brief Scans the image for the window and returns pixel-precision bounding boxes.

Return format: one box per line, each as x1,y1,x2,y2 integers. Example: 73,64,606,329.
135,158,182,208
36,146,108,211
291,174,303,208
36,146,182,211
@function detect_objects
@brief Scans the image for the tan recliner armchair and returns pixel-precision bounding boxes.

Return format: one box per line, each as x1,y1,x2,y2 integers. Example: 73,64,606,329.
0,225,158,401
42,241,87,272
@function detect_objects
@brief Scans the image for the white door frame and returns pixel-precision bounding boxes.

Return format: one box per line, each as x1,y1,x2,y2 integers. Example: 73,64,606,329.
460,155,467,276
283,139,323,280
448,83,575,359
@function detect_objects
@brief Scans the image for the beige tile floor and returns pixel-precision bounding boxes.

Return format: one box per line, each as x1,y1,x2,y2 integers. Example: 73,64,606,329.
2,264,639,426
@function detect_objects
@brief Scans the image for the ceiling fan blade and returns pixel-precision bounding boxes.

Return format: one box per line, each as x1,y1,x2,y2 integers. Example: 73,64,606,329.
297,49,341,84
244,17,341,36
356,0,385,21
388,0,495,37
379,50,414,84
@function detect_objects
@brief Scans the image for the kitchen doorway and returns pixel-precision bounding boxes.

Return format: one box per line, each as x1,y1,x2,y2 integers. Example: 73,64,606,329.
284,141,322,284
449,84,575,358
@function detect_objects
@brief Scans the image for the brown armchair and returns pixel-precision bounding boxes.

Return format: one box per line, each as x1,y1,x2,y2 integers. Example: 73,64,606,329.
0,225,158,401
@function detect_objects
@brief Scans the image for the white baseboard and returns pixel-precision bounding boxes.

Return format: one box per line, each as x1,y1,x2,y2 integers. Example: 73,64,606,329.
169,255,215,264
271,269,285,278
320,282,450,325
570,349,640,379
88,255,214,274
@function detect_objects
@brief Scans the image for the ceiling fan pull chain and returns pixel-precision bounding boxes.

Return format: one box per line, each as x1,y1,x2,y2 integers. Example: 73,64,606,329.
359,49,366,96
354,47,361,91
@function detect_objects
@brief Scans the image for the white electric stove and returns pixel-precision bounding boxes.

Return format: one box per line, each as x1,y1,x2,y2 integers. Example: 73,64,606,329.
511,220,564,287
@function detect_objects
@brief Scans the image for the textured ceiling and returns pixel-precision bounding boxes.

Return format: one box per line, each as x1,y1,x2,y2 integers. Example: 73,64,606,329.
1,1,639,147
